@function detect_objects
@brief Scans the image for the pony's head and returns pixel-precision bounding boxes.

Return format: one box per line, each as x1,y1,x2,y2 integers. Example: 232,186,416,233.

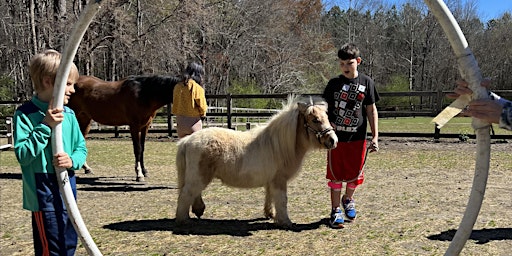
297,97,338,149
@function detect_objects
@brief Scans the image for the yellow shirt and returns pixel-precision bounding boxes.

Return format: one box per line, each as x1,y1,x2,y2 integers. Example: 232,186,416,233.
171,79,208,117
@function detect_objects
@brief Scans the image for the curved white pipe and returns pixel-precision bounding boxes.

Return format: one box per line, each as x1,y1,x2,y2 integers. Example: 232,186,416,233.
50,1,490,255
51,1,103,255
423,1,491,255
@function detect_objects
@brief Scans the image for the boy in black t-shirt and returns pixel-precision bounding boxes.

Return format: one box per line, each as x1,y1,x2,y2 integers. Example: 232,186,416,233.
322,43,379,228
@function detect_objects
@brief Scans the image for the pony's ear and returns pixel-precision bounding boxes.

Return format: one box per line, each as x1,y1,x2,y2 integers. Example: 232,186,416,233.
297,102,311,114
317,101,328,111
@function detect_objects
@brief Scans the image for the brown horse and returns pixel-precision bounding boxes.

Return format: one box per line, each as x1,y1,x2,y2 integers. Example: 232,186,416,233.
175,96,338,228
68,74,181,181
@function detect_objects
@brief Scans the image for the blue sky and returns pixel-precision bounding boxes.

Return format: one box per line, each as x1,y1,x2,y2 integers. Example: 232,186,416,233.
325,0,512,21
464,0,512,20
388,0,512,21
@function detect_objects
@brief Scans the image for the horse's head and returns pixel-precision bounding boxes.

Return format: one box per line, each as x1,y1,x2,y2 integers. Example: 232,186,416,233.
298,100,338,149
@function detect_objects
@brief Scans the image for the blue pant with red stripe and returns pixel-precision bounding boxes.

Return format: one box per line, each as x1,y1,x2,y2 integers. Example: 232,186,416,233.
31,211,77,256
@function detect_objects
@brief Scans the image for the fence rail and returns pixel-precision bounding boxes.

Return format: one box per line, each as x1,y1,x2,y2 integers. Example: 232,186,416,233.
2,91,512,140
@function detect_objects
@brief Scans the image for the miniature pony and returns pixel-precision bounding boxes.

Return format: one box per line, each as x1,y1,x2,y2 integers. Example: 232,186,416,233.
175,96,338,228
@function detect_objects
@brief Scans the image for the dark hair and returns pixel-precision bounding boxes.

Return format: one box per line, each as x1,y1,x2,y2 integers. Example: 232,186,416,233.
183,62,204,85
337,43,360,60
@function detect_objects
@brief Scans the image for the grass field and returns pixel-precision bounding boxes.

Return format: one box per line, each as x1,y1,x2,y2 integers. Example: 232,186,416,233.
378,116,511,135
1,119,512,255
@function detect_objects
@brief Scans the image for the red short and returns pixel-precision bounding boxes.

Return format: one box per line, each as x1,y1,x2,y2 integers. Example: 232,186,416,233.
326,140,367,185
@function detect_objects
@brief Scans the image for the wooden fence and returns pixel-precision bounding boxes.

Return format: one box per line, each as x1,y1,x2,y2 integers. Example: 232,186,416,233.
2,91,512,141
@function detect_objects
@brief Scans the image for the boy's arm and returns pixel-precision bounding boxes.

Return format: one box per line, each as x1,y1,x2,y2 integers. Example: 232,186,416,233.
68,115,88,170
366,103,379,150
13,111,52,166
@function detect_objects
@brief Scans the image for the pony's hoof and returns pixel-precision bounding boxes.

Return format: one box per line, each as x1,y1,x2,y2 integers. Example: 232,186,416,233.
84,169,93,174
136,176,145,182
275,220,294,229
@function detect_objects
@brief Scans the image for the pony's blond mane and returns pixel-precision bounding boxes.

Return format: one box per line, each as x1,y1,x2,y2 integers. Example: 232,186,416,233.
252,95,326,169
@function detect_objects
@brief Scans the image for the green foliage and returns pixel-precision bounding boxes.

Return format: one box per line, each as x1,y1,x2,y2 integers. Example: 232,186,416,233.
0,76,14,100
0,76,16,117
377,74,419,110
229,78,276,109
293,74,321,95
299,62,338,94
382,74,409,92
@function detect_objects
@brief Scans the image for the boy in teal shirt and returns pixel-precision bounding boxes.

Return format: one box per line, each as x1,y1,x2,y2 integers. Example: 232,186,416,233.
14,49,87,255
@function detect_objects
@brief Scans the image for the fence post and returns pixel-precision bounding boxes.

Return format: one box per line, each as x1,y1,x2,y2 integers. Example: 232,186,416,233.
167,103,173,137
434,125,440,142
227,94,232,129
6,116,13,145
435,90,444,113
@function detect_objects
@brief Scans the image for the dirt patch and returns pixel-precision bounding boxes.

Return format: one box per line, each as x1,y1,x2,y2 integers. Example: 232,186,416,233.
1,137,512,255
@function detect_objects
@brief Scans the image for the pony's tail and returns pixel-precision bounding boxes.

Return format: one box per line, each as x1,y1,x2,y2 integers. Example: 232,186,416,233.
176,140,187,192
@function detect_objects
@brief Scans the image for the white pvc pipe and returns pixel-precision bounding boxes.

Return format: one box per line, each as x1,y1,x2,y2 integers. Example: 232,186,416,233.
51,1,103,255
423,1,491,255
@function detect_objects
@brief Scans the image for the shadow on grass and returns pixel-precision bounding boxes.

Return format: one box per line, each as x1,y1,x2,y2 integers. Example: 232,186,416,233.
104,217,327,236
0,172,21,180
76,176,177,192
0,173,176,192
428,228,512,244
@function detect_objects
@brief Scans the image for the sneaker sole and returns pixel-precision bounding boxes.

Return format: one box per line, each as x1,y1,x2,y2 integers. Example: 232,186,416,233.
344,217,356,223
345,214,356,219
329,223,345,229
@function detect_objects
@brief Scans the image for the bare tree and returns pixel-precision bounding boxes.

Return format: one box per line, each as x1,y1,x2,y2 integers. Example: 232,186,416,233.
0,0,511,104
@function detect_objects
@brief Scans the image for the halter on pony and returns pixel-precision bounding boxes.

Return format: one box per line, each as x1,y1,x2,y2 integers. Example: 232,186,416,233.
304,121,334,144
302,99,334,144
304,96,334,144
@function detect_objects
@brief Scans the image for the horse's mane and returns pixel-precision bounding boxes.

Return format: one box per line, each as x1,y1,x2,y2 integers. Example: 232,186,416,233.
124,75,181,89
122,75,181,104
254,95,327,168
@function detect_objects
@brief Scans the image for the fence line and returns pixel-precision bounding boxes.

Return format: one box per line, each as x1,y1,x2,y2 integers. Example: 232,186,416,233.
2,91,512,140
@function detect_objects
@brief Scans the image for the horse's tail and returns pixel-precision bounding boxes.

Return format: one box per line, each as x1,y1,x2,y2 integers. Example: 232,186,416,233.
176,140,187,191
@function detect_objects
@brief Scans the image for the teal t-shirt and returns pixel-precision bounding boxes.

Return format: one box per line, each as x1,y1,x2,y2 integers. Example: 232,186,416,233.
13,96,87,211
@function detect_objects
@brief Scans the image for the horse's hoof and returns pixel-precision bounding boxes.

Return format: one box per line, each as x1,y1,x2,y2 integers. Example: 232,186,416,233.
136,176,145,182
192,207,205,218
84,169,93,174
264,210,274,219
175,218,191,226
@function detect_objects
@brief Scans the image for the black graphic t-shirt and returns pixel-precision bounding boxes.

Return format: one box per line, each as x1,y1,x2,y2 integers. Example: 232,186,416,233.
322,73,379,142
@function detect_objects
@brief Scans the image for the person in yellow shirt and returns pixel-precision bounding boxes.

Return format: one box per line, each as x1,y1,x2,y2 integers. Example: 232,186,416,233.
172,62,208,138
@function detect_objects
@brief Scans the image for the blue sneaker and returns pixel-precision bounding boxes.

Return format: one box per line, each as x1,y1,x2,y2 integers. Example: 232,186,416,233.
329,207,344,228
343,198,357,220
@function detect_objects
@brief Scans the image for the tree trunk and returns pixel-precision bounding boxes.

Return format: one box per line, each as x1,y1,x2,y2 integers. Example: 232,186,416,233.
29,0,37,54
